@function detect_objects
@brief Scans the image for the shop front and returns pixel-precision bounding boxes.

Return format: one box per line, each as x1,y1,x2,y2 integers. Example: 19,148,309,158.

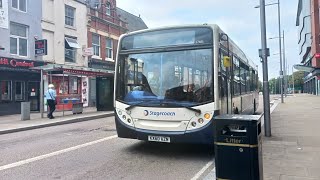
32,64,114,116
88,58,115,110
0,57,45,116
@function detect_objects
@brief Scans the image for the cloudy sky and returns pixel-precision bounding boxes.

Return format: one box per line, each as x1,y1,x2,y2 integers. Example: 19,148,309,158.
117,0,300,80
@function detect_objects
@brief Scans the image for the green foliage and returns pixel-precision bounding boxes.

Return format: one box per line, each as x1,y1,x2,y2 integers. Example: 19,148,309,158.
268,71,305,94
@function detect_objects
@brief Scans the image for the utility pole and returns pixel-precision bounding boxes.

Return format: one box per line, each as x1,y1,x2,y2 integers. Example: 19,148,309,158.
277,0,284,103
292,66,295,94
283,30,287,97
259,0,272,137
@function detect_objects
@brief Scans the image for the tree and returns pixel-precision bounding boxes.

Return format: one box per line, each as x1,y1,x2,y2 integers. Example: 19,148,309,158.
268,78,280,94
287,71,304,92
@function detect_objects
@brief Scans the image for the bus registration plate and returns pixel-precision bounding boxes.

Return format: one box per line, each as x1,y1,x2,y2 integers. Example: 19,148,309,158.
148,136,171,143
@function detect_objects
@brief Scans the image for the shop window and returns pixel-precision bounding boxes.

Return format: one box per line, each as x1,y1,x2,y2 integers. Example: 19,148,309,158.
1,81,12,101
15,81,25,101
69,76,78,94
10,22,28,57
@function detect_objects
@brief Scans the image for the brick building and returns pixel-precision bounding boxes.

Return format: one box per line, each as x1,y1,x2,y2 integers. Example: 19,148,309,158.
296,0,320,95
86,0,148,107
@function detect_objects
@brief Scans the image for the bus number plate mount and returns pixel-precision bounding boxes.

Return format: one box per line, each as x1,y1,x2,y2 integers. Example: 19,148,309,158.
148,135,171,143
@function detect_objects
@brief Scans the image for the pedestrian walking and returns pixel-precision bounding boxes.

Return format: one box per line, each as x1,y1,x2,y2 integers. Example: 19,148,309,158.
45,84,57,119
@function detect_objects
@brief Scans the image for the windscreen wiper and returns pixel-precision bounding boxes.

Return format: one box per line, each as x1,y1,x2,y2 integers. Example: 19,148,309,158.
161,102,201,114
125,100,160,111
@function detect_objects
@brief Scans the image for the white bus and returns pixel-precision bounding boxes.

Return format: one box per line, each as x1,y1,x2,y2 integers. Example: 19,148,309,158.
114,24,259,144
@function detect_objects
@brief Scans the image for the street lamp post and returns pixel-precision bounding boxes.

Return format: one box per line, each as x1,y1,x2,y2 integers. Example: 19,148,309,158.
259,0,272,137
277,0,284,103
292,66,295,94
256,0,284,103
282,30,287,97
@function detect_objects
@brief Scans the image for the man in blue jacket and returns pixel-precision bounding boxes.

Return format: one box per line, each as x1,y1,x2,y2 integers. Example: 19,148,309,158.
45,84,57,119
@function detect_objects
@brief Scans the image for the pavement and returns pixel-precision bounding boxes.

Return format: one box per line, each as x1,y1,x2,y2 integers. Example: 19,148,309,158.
0,107,114,135
262,94,320,180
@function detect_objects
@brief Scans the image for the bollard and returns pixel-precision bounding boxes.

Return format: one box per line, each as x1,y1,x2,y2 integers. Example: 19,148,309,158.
21,102,31,120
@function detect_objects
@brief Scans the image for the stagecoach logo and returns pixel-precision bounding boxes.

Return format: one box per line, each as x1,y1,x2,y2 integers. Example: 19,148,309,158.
143,110,176,117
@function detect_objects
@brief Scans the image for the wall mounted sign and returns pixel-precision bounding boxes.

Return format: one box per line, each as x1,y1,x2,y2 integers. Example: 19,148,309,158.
35,39,48,56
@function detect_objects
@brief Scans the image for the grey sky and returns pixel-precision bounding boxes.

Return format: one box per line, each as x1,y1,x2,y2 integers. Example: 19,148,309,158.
117,0,300,80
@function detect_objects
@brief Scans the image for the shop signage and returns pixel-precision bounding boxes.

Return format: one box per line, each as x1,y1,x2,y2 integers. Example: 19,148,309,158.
0,57,45,69
35,39,48,56
88,58,115,71
83,47,93,56
64,69,106,76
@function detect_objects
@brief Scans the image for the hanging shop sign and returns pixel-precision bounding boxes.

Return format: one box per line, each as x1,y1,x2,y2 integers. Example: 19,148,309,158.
35,39,48,56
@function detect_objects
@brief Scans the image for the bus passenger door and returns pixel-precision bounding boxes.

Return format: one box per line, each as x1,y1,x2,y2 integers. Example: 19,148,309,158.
219,51,232,114
219,73,227,114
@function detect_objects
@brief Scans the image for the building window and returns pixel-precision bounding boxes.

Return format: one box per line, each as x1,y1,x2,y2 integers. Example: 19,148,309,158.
106,3,111,15
15,81,25,101
10,23,28,57
92,33,100,57
65,5,75,27
65,37,80,63
1,81,12,101
106,38,113,59
12,0,27,12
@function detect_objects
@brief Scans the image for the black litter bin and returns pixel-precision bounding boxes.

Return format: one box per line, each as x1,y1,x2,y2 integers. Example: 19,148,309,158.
214,114,263,180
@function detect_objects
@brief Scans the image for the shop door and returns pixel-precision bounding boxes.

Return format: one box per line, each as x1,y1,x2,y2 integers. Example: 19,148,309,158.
96,77,114,111
28,82,40,111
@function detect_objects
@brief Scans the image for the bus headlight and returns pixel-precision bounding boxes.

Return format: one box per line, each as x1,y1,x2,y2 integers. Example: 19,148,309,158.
191,121,197,127
122,115,127,120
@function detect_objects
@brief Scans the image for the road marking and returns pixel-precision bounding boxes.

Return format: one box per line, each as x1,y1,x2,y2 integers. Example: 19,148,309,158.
190,160,214,180
203,167,216,180
0,135,117,171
